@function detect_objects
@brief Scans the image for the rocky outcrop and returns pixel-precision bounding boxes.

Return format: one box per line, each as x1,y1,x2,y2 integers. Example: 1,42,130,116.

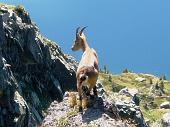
0,4,77,127
41,82,148,127
42,93,130,127
94,82,147,127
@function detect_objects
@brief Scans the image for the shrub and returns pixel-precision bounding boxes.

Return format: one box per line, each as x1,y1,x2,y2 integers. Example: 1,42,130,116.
101,65,109,74
122,68,129,73
163,75,166,80
103,65,107,73
149,78,153,84
159,75,166,80
14,5,24,14
158,80,164,93
108,75,112,82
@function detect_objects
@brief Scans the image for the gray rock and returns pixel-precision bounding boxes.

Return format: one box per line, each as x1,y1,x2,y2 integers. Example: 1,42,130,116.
162,113,170,127
115,100,147,127
41,93,130,127
115,88,146,127
119,88,140,105
31,92,40,107
160,101,170,109
0,4,77,127
96,82,103,89
119,87,138,97
135,77,146,82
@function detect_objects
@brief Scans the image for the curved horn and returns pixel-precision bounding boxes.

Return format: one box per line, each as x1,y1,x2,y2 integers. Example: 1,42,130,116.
76,27,80,34
80,26,87,35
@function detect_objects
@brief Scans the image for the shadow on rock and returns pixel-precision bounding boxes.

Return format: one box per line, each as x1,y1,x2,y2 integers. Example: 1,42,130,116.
82,97,104,123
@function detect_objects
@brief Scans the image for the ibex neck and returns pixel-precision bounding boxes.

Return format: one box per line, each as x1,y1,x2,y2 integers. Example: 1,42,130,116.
82,40,90,52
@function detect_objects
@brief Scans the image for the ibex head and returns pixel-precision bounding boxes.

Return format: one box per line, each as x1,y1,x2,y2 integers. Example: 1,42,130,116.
71,27,87,51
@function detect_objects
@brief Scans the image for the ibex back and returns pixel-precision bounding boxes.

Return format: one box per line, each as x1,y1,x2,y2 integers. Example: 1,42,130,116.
71,27,99,112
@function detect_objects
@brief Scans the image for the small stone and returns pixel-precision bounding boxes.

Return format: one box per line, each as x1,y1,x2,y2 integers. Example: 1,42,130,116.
130,107,136,112
160,101,170,109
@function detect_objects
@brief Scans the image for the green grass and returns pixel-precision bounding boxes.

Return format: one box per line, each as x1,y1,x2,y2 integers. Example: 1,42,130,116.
99,74,112,91
164,82,170,95
154,97,167,107
141,108,170,124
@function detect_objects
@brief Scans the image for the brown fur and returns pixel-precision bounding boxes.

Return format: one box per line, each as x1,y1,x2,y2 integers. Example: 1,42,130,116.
71,27,99,112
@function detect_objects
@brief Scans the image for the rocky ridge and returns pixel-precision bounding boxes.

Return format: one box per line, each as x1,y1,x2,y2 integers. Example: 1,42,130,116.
41,82,148,127
0,4,77,127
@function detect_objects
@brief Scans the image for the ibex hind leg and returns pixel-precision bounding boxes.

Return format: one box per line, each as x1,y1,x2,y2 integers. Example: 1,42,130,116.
82,87,89,109
82,86,90,96
92,85,99,108
93,85,98,97
77,84,83,112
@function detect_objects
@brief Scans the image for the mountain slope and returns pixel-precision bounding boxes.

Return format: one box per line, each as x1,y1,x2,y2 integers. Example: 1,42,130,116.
100,72,170,126
0,3,169,127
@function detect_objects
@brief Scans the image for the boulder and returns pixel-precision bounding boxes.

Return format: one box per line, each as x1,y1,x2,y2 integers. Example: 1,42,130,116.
115,99,147,127
119,87,138,96
135,77,146,82
119,88,140,105
162,113,170,127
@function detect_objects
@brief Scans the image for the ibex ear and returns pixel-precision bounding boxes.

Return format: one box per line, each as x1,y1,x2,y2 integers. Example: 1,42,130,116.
79,26,87,35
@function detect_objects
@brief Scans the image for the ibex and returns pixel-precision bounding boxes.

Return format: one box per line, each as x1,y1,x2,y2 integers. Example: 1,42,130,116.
71,27,99,112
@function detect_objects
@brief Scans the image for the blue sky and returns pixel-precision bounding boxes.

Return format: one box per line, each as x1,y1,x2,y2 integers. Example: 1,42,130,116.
1,0,170,79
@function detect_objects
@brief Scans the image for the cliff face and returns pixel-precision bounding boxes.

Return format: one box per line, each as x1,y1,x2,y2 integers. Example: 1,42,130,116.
0,4,77,127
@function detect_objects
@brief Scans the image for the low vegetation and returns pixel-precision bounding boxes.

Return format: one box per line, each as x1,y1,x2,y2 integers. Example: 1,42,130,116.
99,71,170,126
55,108,78,126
